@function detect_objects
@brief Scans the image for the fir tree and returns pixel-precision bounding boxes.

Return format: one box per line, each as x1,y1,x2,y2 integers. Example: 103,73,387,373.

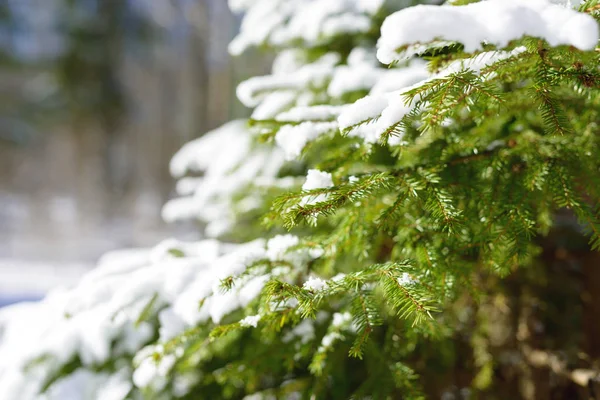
1,0,599,399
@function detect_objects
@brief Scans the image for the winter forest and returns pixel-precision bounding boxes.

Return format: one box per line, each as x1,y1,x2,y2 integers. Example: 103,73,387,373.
1,0,600,399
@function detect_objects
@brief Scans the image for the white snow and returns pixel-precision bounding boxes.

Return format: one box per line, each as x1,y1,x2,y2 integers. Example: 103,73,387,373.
266,234,300,260
240,314,262,328
132,348,176,391
276,105,344,122
327,48,382,98
40,368,132,400
338,95,388,135
370,61,429,95
237,53,340,108
316,312,353,352
398,272,415,286
229,0,385,55
332,311,352,328
302,170,334,191
302,276,328,292
377,0,599,64
327,63,380,98
275,121,338,160
282,319,315,344
169,120,248,179
162,120,286,236
300,169,335,208
322,13,371,38
251,91,297,120
321,332,343,348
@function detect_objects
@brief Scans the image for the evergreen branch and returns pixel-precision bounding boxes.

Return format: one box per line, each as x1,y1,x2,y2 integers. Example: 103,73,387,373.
418,170,463,232
340,117,378,136
377,191,410,232
370,263,438,326
248,118,303,127
552,164,600,250
135,293,160,327
349,291,382,359
453,74,504,103
264,279,317,318
276,173,394,228
534,87,574,135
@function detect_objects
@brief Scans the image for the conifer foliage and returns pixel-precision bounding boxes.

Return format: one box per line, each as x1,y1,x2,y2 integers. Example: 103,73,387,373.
1,0,599,398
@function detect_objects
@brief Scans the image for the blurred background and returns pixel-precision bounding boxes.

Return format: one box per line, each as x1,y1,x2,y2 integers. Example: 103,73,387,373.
0,0,268,305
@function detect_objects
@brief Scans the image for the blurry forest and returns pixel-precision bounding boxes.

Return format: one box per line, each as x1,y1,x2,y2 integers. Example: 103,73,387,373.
0,0,268,264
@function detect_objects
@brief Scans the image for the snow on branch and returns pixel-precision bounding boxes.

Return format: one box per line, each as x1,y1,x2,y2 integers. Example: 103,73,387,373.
229,0,385,55
162,120,286,237
0,236,318,399
339,47,527,144
377,0,599,64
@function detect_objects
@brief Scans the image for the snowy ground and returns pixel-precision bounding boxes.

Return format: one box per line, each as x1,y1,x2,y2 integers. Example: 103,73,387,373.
0,259,91,306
